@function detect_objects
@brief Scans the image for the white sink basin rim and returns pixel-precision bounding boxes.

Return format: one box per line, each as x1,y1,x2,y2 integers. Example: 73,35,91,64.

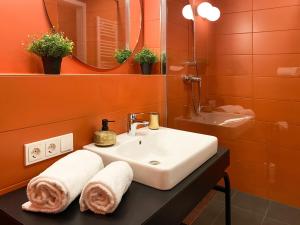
84,127,218,190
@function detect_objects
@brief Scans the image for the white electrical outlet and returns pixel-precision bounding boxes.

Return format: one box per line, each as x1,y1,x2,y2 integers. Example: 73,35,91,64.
25,141,46,165
45,138,60,157
24,133,74,166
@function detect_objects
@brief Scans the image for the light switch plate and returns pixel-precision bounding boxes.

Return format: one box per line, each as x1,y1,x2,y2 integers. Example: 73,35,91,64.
60,133,74,153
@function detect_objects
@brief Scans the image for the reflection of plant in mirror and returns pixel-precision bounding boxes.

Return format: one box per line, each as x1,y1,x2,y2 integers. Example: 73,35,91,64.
27,32,74,58
134,48,158,64
114,49,132,64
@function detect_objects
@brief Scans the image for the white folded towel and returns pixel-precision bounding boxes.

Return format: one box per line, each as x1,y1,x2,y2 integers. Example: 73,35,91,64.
22,150,103,213
79,161,133,214
217,105,255,116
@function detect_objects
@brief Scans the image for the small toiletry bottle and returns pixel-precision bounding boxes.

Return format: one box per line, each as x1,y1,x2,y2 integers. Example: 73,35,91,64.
94,119,117,147
148,112,160,130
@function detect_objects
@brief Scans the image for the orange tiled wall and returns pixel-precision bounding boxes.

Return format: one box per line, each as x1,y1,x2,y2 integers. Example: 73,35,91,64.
166,0,197,128
0,1,165,195
167,0,300,207
0,75,165,194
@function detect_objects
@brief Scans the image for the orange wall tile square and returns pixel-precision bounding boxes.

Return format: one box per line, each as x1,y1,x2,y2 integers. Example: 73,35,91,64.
215,11,252,34
254,30,300,54
215,33,252,55
253,0,300,10
254,6,300,32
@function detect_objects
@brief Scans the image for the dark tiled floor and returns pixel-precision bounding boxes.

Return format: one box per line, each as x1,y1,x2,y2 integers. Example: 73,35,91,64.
192,190,300,225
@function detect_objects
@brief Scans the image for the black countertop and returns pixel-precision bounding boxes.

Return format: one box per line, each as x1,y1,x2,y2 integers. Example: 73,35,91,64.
0,148,229,225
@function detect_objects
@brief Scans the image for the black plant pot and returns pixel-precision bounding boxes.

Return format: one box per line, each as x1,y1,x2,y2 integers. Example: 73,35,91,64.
162,62,167,75
140,63,153,75
42,56,62,74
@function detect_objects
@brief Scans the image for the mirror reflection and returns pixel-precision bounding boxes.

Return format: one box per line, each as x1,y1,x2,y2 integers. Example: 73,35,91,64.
44,0,141,69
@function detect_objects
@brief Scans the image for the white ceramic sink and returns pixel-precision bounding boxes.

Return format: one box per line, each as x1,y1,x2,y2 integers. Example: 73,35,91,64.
84,127,217,190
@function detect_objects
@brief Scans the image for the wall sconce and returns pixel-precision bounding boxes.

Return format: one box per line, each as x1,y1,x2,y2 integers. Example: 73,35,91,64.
197,2,220,21
182,2,220,21
182,4,194,20
197,2,212,19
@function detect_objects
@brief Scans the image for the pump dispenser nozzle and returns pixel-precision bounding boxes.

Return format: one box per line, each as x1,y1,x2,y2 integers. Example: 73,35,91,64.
102,119,115,131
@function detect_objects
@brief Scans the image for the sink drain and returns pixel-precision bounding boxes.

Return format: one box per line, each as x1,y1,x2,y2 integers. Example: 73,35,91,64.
149,160,160,165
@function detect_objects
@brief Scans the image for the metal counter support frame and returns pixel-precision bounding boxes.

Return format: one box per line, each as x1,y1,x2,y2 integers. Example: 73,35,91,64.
181,172,231,225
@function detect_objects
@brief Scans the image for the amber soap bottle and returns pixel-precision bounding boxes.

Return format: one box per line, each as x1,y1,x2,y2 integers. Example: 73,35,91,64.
94,119,116,147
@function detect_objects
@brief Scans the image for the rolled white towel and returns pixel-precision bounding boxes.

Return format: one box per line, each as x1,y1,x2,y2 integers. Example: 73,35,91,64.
22,150,103,213
218,105,244,114
79,161,133,214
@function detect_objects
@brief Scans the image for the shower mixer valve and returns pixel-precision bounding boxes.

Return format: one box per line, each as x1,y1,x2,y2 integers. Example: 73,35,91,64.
182,74,202,114
183,75,202,83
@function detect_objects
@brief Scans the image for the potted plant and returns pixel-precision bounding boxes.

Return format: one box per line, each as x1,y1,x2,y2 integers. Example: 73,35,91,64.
134,48,158,75
27,32,74,74
114,49,132,64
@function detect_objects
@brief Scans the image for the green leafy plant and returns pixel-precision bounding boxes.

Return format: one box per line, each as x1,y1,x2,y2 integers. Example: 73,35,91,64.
114,49,132,64
134,48,158,64
27,32,74,58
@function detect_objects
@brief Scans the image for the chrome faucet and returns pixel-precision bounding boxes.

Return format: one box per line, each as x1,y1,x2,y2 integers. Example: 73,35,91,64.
128,113,150,136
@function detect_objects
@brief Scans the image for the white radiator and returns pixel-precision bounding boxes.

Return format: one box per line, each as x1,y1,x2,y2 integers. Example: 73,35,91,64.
96,17,118,69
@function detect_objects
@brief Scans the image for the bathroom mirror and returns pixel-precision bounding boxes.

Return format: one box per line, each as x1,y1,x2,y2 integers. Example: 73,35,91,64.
43,0,142,70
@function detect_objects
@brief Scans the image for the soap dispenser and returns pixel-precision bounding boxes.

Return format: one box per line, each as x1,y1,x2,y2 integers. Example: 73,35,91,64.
94,119,116,147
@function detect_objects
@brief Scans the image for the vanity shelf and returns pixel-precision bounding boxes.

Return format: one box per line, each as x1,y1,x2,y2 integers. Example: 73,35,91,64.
0,148,229,225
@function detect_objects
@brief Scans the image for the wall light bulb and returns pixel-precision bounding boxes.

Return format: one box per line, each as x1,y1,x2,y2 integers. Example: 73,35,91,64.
197,2,212,19
206,6,220,21
182,4,194,20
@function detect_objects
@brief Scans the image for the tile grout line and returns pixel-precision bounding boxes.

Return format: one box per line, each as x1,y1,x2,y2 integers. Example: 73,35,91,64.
211,190,238,225
227,191,271,218
211,206,225,225
231,190,238,200
213,28,300,36
0,102,164,134
219,4,300,15
251,0,255,114
266,217,291,225
230,204,264,216
260,200,271,225
209,191,296,225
